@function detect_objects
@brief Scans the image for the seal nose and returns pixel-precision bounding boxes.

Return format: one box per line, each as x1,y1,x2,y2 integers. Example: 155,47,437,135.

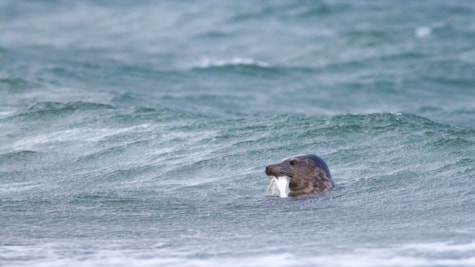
265,165,272,176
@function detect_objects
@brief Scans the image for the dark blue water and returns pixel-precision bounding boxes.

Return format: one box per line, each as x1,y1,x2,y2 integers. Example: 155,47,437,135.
1,1,475,266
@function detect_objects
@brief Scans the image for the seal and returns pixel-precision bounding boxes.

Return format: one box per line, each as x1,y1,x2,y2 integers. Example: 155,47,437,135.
265,154,334,198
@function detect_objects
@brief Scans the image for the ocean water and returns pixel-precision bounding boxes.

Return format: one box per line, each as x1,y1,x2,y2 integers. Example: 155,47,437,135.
1,1,475,266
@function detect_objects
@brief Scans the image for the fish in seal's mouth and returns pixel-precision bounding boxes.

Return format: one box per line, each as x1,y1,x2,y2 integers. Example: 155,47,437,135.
267,175,290,198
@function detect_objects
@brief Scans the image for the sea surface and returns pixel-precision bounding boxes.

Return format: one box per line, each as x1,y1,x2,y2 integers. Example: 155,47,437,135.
1,1,475,266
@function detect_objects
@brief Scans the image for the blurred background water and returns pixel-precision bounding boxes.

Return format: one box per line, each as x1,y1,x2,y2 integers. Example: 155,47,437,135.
1,1,475,266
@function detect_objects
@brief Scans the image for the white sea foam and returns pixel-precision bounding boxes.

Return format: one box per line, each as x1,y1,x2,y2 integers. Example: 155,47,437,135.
0,181,40,194
415,26,432,38
9,124,153,151
0,110,16,118
4,242,475,267
196,57,270,68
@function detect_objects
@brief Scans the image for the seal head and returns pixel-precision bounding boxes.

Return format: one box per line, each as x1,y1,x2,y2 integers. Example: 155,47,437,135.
265,154,334,197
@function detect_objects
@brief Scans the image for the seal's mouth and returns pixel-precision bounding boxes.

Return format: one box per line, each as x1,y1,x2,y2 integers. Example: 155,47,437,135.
267,176,290,198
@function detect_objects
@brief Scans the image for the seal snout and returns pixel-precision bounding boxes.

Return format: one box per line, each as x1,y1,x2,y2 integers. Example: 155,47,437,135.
265,164,292,178
265,165,273,176
265,164,284,177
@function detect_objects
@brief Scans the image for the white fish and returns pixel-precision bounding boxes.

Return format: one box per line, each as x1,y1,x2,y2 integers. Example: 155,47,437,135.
267,176,290,198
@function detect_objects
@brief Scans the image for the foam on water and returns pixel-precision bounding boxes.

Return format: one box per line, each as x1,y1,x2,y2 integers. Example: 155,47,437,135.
4,242,475,267
195,57,271,69
8,123,152,150
415,26,432,38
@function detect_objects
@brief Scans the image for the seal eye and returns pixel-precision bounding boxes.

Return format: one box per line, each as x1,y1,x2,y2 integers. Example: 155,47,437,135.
289,160,297,166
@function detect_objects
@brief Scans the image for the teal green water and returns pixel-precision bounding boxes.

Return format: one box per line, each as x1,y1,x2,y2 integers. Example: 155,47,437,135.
1,1,475,266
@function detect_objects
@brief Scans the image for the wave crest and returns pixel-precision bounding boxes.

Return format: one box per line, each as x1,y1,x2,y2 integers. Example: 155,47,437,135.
195,57,271,69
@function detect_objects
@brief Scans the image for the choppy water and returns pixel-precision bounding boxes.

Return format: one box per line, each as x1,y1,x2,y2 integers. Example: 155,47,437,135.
1,1,475,266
